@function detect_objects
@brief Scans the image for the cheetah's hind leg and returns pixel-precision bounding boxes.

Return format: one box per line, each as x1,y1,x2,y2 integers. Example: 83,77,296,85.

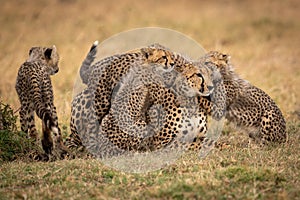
41,120,70,160
41,120,54,154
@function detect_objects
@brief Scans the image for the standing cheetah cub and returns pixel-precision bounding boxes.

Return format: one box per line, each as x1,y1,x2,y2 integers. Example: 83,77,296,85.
201,51,287,145
15,45,67,157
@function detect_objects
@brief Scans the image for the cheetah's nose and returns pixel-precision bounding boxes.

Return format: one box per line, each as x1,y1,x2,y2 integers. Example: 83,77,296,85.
208,86,214,91
55,69,59,73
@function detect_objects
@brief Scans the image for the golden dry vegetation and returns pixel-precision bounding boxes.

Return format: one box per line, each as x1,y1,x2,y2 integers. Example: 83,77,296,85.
1,0,299,123
0,0,299,199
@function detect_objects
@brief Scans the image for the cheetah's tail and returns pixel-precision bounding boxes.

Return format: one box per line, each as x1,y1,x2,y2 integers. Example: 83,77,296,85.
80,40,99,84
51,127,59,135
90,40,99,51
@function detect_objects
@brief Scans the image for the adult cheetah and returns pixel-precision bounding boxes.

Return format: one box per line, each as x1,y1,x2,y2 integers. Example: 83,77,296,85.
86,63,222,158
66,43,225,157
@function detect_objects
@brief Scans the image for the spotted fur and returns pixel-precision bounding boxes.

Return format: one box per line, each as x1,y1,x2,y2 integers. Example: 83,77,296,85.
200,51,287,144
15,46,67,157
66,43,222,157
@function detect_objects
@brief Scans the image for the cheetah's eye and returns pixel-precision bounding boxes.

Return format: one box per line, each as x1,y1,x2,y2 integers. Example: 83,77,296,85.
195,73,204,83
161,55,168,62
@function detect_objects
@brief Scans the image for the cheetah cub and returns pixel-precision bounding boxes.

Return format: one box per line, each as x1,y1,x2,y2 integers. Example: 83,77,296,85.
15,45,67,157
201,51,287,145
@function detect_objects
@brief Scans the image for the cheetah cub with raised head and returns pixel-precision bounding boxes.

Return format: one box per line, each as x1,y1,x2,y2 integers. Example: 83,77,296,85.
201,51,287,145
15,45,67,157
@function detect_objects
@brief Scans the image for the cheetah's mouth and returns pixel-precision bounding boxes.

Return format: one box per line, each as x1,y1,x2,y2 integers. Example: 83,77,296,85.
203,95,211,101
199,86,214,97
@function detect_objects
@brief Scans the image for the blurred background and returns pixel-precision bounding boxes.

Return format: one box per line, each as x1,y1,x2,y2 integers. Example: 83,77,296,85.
0,0,299,127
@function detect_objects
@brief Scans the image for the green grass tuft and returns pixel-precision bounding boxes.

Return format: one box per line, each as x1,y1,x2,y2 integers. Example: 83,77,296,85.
0,100,18,132
0,130,33,162
0,100,43,163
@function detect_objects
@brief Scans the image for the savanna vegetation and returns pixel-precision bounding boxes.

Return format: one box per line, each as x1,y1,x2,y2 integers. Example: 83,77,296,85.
0,0,299,199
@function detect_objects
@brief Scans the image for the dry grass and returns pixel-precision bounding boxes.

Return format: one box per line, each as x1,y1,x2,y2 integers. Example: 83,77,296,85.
1,129,299,199
0,0,299,199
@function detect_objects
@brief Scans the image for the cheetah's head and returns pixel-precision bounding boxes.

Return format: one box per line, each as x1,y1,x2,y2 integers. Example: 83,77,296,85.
200,51,233,77
198,51,238,82
141,45,175,71
28,45,59,75
179,63,216,97
204,51,231,68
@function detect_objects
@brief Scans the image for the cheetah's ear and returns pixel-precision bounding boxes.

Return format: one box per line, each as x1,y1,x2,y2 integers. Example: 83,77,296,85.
29,47,36,55
44,45,57,60
222,53,231,64
226,55,231,62
44,48,53,60
29,48,33,55
221,53,230,60
51,45,57,55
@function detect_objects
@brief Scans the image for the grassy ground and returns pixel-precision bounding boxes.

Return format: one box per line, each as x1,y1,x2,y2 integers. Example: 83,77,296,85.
1,127,299,199
0,0,299,199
